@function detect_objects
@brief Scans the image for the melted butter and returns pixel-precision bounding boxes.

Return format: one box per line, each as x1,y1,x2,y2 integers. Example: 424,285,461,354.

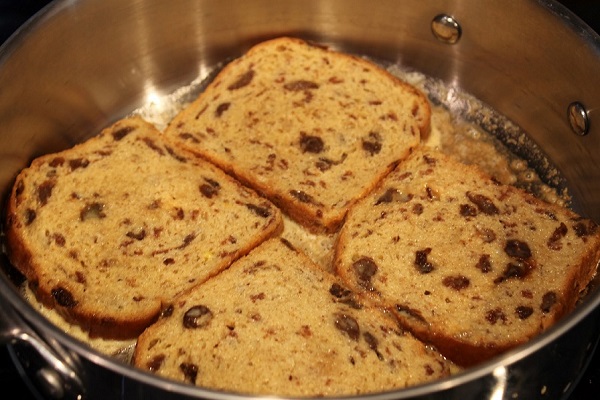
391,65,570,207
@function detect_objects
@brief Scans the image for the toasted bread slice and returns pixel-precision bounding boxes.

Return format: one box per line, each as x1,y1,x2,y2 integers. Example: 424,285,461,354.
133,238,458,397
165,37,429,233
334,149,600,366
5,116,282,339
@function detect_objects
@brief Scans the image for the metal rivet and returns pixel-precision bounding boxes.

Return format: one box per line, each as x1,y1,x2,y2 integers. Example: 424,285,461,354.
431,14,462,44
568,101,590,136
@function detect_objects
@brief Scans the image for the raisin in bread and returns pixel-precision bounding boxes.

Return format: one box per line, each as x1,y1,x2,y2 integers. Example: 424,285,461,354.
334,149,600,367
133,238,458,397
5,116,282,339
164,36,430,234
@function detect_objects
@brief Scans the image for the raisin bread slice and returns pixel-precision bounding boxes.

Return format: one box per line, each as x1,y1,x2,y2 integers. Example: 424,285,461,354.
334,149,600,367
133,238,458,397
5,116,282,339
164,36,430,234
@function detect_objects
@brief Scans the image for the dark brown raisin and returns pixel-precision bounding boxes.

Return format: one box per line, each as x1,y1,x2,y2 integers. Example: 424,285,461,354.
142,137,165,156
476,254,492,273
147,354,165,372
80,202,106,221
363,331,384,360
415,248,435,274
316,154,347,171
460,204,477,217
485,308,507,325
161,304,174,318
290,190,316,204
330,283,352,299
425,186,439,201
126,229,146,241
178,132,200,143
362,139,382,155
333,313,360,341
24,209,36,225
227,69,254,90
536,208,558,220
183,305,213,329
395,304,427,323
284,80,319,91
299,133,324,153
315,159,333,171
494,261,534,284
75,271,85,283
204,177,220,187
173,208,184,220
375,188,395,204
423,154,437,165
53,233,66,247
504,239,532,259
547,223,568,250
245,203,271,218
37,180,56,206
165,146,187,163
573,219,598,238
15,179,25,198
329,283,361,309
466,192,499,215
51,287,78,308
112,126,135,141
250,293,266,302
412,203,424,215
49,157,65,167
69,158,90,170
442,275,470,290
515,306,534,319
180,363,198,383
540,291,557,313
279,238,297,252
179,233,196,249
199,182,219,198
215,102,231,117
352,257,378,291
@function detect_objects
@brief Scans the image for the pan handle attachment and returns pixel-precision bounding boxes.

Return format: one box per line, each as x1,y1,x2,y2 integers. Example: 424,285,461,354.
0,297,86,400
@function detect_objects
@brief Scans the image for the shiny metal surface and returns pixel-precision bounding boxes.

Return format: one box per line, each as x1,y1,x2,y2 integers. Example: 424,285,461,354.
0,295,85,399
568,101,591,136
431,14,462,44
0,0,599,399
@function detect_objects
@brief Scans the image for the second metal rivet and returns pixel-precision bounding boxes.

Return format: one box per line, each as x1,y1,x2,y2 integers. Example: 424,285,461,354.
568,101,590,136
431,14,462,44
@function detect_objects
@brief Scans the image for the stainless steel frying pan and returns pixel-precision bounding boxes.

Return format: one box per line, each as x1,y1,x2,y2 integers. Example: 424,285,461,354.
1,1,599,399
